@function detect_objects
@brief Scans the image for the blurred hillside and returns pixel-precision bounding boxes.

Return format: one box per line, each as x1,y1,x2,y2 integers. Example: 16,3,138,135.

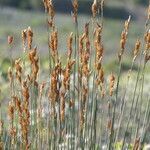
0,0,148,10
0,0,148,21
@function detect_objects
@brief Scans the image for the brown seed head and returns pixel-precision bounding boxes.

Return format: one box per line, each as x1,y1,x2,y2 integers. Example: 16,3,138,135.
0,120,3,135
43,0,48,12
48,0,55,20
107,119,112,131
8,35,13,45
49,30,58,62
144,30,150,63
43,0,55,20
92,0,98,18
118,16,131,62
72,0,78,23
8,67,13,82
15,58,22,83
69,99,74,108
124,15,131,31
99,67,104,83
0,142,3,149
27,27,33,50
133,137,140,150
53,30,58,51
9,127,17,137
8,101,14,120
133,39,141,61
79,33,85,59
22,80,30,103
67,32,73,59
109,73,115,96
22,29,27,51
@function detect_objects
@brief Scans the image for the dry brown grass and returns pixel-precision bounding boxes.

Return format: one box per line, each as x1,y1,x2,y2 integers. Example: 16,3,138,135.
0,0,149,149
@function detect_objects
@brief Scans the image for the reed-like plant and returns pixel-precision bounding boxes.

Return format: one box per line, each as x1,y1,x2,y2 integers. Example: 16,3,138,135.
0,0,150,149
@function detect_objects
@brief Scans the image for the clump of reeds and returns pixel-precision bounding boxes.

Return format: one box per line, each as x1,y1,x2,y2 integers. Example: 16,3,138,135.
0,0,150,149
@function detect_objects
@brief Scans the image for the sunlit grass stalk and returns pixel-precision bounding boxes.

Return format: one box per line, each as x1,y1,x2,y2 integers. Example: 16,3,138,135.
71,0,79,144
88,19,97,149
92,91,98,149
120,61,143,150
139,97,150,149
115,61,134,141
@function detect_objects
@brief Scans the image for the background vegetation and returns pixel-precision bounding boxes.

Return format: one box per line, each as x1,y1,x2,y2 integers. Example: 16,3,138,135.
0,0,149,9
